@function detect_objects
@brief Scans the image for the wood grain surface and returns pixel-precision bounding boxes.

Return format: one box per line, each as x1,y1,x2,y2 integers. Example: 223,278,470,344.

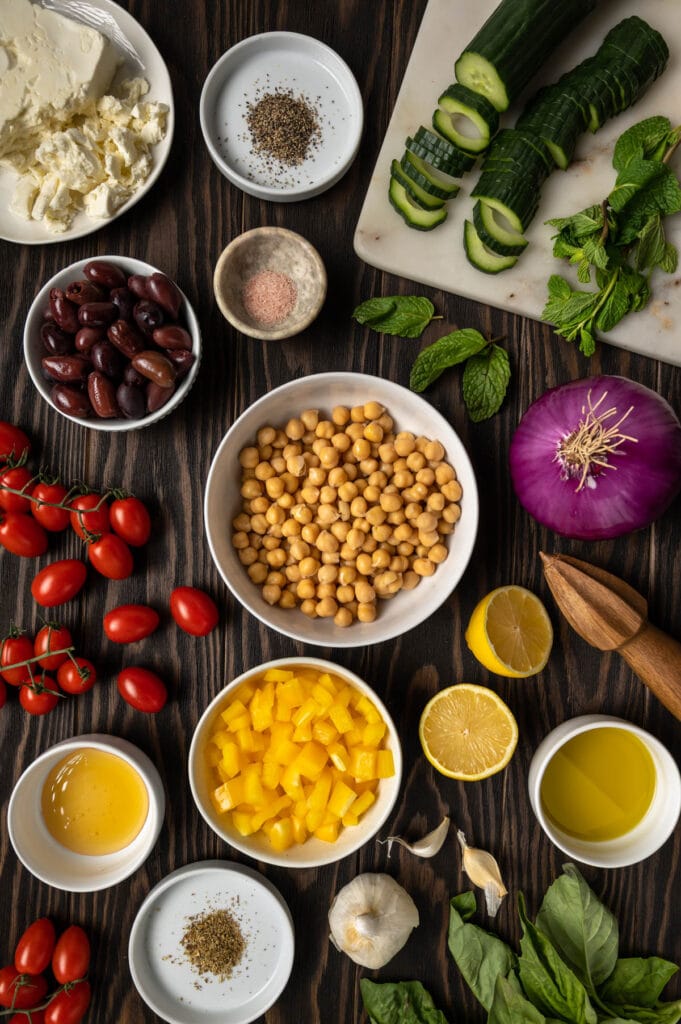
0,2,679,1022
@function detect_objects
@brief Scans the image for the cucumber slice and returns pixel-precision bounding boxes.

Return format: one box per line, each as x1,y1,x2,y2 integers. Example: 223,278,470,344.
412,126,477,171
389,177,448,231
400,152,460,198
434,84,499,153
390,159,448,209
473,201,528,256
464,219,518,273
406,136,475,178
472,173,539,233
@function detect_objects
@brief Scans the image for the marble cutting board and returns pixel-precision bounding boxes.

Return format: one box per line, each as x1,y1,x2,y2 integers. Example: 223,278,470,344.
354,0,681,367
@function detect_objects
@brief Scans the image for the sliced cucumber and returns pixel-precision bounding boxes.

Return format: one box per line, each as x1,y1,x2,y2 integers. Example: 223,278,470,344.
400,152,460,198
389,176,448,231
434,84,499,153
471,173,539,234
473,201,528,256
406,135,475,178
464,219,518,273
390,159,448,209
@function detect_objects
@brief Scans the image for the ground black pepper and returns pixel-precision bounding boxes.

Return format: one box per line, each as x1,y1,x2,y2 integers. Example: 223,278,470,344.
180,908,246,980
245,88,321,166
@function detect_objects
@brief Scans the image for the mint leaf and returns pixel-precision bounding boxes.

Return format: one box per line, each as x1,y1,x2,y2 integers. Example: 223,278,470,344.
660,242,678,274
582,236,609,271
462,345,510,422
409,328,487,392
547,205,604,238
353,296,435,337
608,158,668,212
633,215,666,272
580,327,596,357
547,275,572,301
612,117,672,171
595,279,631,333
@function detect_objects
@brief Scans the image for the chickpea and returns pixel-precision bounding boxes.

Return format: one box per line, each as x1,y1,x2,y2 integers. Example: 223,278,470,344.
258,443,273,461
364,421,383,444
387,510,406,526
301,523,320,544
240,478,262,500
372,548,391,570
232,512,251,532
257,426,276,447
238,547,258,566
345,421,365,441
315,420,335,439
249,513,269,535
377,413,394,432
416,467,435,487
285,563,302,583
250,496,270,515
350,405,365,422
363,401,384,420
285,418,305,440
266,548,287,568
394,432,416,456
404,501,423,520
262,535,280,550
318,564,338,585
317,485,335,505
300,485,320,505
327,466,348,488
418,529,440,548
349,496,366,519
316,597,338,618
413,557,436,577
301,409,319,430
332,405,351,426
299,556,320,578
286,454,307,477
438,521,454,536
334,607,353,628
338,499,351,521
281,518,301,538
232,530,249,550
355,477,368,494
362,535,378,554
392,469,414,489
265,504,285,526
316,582,337,600
357,602,377,623
318,446,340,468
317,504,339,526
429,543,449,564
316,530,339,553
390,555,410,573
266,570,286,587
247,562,268,584
300,598,317,618
330,520,351,542
338,565,357,585
331,432,351,453
359,458,379,477
362,484,380,504
321,551,340,565
265,476,285,500
289,539,310,562
336,584,355,604
343,462,358,481
353,579,375,604
402,570,421,590
416,511,438,532
338,481,358,502
282,472,299,494
366,505,387,527
398,541,415,556
344,527,364,550
442,479,463,502
378,443,398,464
248,533,262,550
442,503,462,524
272,430,288,449
350,437,369,461
374,571,402,596
279,590,297,609
406,451,426,472
356,552,373,576
379,492,402,513
426,492,446,513
372,523,392,543
435,463,455,485
297,578,316,600
262,584,282,605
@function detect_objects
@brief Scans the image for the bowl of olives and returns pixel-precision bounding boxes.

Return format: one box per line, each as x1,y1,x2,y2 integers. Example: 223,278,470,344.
23,256,201,431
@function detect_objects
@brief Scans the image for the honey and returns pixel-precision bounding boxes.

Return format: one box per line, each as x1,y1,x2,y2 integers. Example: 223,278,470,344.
41,748,149,856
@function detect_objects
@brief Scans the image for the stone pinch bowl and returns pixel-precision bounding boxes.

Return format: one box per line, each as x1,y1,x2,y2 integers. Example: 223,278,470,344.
213,226,327,340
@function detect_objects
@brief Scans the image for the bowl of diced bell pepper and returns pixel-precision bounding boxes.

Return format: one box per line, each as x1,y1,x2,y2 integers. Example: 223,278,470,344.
188,657,402,867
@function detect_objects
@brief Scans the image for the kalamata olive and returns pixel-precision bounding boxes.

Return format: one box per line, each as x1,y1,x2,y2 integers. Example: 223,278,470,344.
116,382,146,419
147,272,183,318
123,363,147,387
127,274,150,299
84,260,127,290
40,321,74,356
75,325,107,354
131,351,177,389
133,300,165,337
49,288,80,333
51,383,92,418
152,324,192,351
77,301,117,327
41,355,91,383
146,381,176,413
107,319,146,358
167,349,195,379
65,280,104,305
91,340,124,379
88,371,121,419
110,287,135,322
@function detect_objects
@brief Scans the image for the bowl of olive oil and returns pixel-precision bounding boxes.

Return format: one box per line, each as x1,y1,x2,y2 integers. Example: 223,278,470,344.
529,715,680,868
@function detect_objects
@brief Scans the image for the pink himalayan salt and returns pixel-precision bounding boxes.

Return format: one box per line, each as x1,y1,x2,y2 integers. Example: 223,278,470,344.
241,270,297,326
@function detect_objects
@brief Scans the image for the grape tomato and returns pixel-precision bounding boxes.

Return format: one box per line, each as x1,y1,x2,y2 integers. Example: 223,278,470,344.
56,658,96,694
14,918,56,975
1,633,35,685
170,587,219,636
117,667,167,713
0,421,30,462
109,496,151,547
88,534,133,580
0,466,34,514
34,625,73,671
0,514,48,558
51,926,90,984
69,493,110,541
31,483,70,532
103,605,159,643
31,561,87,607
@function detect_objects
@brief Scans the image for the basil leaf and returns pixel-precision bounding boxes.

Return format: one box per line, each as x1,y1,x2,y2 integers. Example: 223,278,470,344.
489,973,547,1024
448,892,517,1011
353,296,435,338
535,865,618,996
612,117,672,172
409,329,487,392
517,893,598,1024
462,345,510,422
602,1003,681,1024
359,979,450,1024
599,959,679,1009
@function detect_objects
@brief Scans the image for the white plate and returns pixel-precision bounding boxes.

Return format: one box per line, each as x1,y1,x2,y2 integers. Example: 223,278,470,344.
0,0,175,245
200,32,363,201
128,860,295,1024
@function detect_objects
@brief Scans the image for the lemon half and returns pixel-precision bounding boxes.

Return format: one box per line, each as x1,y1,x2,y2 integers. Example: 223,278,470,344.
465,585,553,678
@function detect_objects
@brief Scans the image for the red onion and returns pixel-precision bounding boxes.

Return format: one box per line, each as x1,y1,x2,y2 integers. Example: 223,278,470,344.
509,375,681,540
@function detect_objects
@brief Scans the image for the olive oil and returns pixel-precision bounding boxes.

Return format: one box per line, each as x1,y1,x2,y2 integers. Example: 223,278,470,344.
42,748,149,855
540,727,656,842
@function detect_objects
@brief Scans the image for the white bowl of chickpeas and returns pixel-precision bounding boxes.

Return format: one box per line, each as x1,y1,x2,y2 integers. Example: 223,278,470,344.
204,372,479,647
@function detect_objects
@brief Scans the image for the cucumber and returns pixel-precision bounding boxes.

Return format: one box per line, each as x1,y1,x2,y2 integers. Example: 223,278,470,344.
388,176,448,231
464,219,518,273
484,129,553,176
406,134,475,178
473,201,528,256
434,84,499,153
390,159,448,209
400,152,460,198
517,100,583,169
472,172,539,233
454,0,597,112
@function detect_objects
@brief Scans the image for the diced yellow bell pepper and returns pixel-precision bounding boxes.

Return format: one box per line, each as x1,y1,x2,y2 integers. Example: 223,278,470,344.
232,810,257,836
292,722,313,743
209,728,231,749
305,807,324,832
292,698,322,728
219,741,242,778
317,672,338,695
276,677,306,707
328,742,350,772
235,727,258,752
355,695,381,723
312,718,338,746
362,721,386,747
280,763,305,801
308,768,333,811
220,700,248,726
269,817,294,851
243,767,265,806
352,790,376,817
250,688,275,732
341,812,359,827
228,712,252,733
261,760,283,790
291,814,308,844
314,820,340,843
211,777,244,813
348,747,377,782
345,727,363,747
205,746,221,767
295,741,328,780
329,703,353,734
376,749,395,778
327,779,357,818
252,795,292,831
311,683,334,707
264,668,294,684
274,700,293,722
266,737,301,765
236,681,256,704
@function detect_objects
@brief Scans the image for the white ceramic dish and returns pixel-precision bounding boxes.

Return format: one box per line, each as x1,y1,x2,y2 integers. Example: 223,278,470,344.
7,733,165,892
24,256,201,432
0,0,175,245
188,657,403,868
204,371,479,647
200,31,363,201
528,715,681,868
128,860,294,1024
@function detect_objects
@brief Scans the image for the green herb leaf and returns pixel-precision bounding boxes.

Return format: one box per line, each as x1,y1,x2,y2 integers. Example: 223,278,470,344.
594,278,631,333
353,296,435,338
613,164,681,244
360,979,450,1024
462,345,510,422
489,974,547,1024
579,328,596,357
547,206,604,238
601,1002,681,1024
448,892,517,1010
660,242,678,274
633,215,667,272
409,329,487,392
612,117,672,171
599,959,679,1009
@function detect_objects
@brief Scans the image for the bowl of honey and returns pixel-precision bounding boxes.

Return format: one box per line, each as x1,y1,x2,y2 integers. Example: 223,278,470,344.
7,734,165,892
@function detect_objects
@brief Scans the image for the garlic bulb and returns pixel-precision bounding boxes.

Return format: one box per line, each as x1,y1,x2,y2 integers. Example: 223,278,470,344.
457,830,507,917
328,873,419,969
378,816,450,858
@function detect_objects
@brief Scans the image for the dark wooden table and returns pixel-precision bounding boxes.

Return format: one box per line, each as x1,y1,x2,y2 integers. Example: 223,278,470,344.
1,2,680,1022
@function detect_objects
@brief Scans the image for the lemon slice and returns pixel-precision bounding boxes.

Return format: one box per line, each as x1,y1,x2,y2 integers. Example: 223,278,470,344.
419,684,518,781
465,585,553,678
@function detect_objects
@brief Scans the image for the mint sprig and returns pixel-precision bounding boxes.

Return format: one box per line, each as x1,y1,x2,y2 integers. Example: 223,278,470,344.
352,295,436,338
410,328,510,422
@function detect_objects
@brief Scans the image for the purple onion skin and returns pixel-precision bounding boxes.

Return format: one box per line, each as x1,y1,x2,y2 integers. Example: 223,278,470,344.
509,375,681,541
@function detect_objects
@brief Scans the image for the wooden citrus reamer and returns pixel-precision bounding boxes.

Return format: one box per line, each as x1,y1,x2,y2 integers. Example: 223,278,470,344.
540,552,681,722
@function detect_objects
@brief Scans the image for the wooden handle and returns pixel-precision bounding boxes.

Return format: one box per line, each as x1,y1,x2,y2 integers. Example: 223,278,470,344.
619,623,681,721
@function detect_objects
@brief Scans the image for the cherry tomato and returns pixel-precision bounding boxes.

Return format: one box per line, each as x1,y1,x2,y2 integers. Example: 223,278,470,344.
0,632,35,685
0,422,30,463
88,533,133,579
19,683,59,716
169,587,219,637
0,678,6,709
14,918,56,975
34,624,73,671
0,965,48,1009
117,666,167,713
31,560,87,607
44,980,91,1024
0,513,48,557
56,658,96,695
69,493,110,542
0,467,34,514
103,604,159,643
9,1011,46,1024
31,482,70,532
51,927,90,985
109,496,151,547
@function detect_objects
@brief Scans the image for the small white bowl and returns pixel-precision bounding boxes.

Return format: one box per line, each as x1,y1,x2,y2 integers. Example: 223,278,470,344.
204,371,479,647
23,256,201,431
199,32,363,202
8,733,165,892
528,714,681,868
188,657,402,869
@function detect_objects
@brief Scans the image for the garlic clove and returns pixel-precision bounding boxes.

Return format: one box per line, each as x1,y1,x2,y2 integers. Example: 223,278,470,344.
457,829,507,917
377,816,450,859
328,873,419,969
